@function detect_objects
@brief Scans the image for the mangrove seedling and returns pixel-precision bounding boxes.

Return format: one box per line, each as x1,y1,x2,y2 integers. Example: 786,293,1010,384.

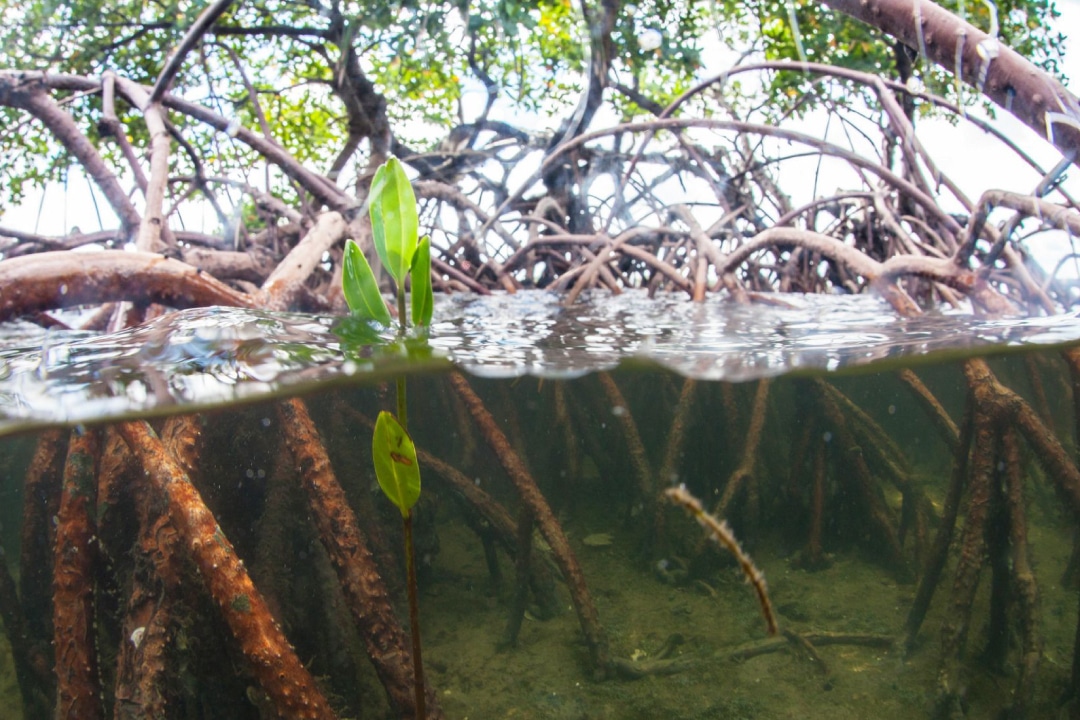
342,156,432,718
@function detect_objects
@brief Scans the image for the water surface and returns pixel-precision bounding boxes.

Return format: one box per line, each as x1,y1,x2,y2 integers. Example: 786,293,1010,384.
1,290,1078,435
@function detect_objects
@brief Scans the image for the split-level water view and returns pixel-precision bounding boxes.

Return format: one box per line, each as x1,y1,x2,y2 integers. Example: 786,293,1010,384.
0,293,1079,718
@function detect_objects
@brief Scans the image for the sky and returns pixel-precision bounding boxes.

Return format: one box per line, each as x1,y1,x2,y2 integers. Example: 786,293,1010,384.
2,1,1080,275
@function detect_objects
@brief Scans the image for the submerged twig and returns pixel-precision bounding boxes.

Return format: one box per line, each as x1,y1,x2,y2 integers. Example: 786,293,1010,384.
664,485,778,636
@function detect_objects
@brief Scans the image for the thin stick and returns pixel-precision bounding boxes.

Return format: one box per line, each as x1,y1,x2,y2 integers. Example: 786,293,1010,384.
654,378,697,551
1002,428,1042,717
904,397,975,649
402,512,426,720
501,507,535,648
597,373,654,513
664,485,778,636
150,0,235,104
725,631,893,662
897,369,959,450
818,384,909,577
714,379,770,517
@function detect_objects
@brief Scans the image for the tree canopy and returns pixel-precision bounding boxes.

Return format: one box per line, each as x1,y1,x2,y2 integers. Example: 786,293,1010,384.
0,0,1068,198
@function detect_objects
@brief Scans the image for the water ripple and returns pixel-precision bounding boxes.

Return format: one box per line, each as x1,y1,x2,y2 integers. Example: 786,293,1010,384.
0,290,1078,434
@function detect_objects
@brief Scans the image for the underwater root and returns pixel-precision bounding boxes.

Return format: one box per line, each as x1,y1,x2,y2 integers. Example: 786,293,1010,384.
449,371,612,675
665,485,778,636
816,383,911,580
609,634,694,680
653,378,698,556
902,357,1077,718
711,379,770,525
277,397,443,720
53,429,103,720
725,632,894,668
597,373,655,536
117,418,336,719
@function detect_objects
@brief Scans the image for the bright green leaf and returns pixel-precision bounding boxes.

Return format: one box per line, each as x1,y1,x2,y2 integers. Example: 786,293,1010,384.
342,239,393,326
372,410,421,517
411,235,434,327
369,157,418,288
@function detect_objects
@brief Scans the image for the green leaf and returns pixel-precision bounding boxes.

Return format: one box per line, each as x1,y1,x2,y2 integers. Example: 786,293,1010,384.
342,239,393,326
372,411,421,517
369,157,418,288
411,235,434,327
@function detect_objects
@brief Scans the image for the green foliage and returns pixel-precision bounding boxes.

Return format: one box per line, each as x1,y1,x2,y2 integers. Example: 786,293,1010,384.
410,236,433,328
372,410,421,517
370,157,419,288
339,158,430,527
0,108,63,212
342,157,434,330
612,0,708,108
342,239,393,326
0,0,1068,212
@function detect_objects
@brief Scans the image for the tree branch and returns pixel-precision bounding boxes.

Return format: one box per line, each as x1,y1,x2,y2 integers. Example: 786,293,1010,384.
150,0,236,104
3,70,352,213
0,250,253,321
827,0,1080,167
0,77,142,237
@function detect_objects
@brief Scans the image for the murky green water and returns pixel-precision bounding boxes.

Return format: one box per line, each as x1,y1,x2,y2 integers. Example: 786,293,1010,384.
1,292,1079,718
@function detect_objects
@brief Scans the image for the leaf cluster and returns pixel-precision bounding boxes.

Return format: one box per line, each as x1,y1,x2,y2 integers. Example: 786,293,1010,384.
342,156,432,330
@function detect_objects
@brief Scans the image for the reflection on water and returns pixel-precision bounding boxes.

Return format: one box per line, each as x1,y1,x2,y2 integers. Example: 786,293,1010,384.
0,311,1077,717
1,290,1080,435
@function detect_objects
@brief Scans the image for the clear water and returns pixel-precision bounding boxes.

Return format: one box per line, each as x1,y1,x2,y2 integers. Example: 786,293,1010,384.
0,293,1078,719
2,290,1079,435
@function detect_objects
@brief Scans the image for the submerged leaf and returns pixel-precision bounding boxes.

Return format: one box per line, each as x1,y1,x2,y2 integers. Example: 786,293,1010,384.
342,239,392,326
369,157,418,288
372,410,421,516
411,235,434,327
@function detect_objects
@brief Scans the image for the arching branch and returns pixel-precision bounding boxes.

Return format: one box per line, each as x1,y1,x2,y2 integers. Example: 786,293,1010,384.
827,0,1080,166
0,77,141,237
